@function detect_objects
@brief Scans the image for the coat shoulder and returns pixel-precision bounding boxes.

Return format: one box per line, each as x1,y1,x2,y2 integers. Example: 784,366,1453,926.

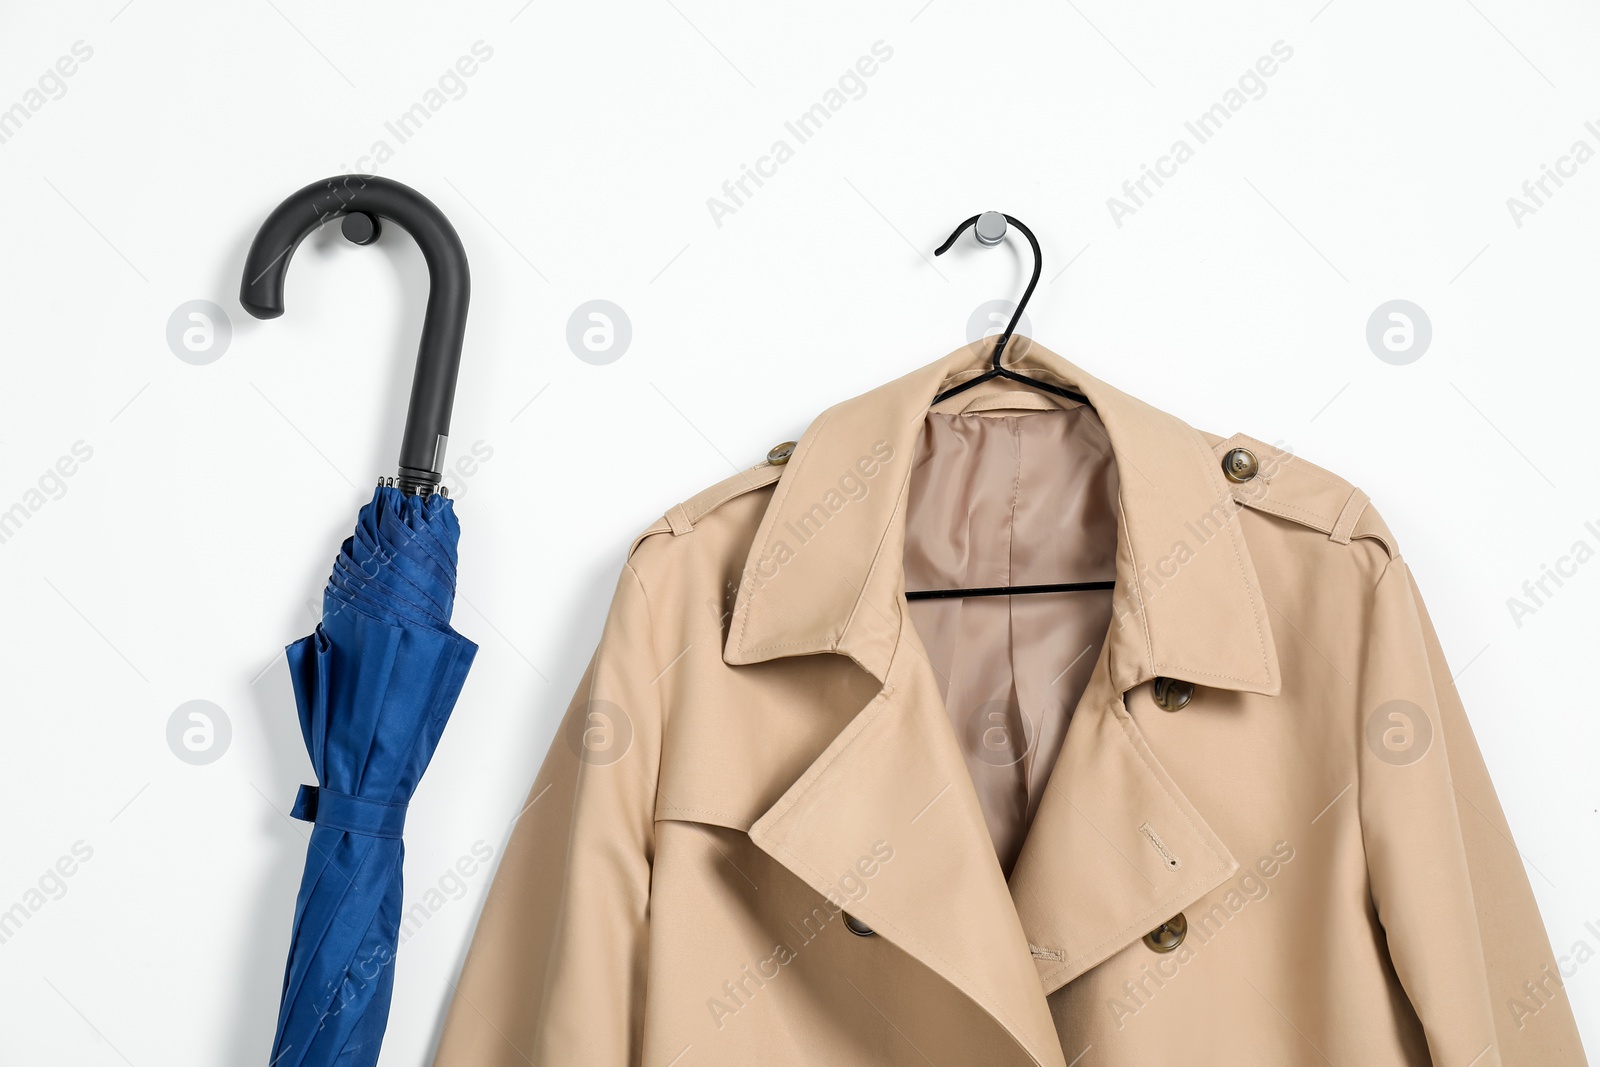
1202,431,1398,559
627,457,786,559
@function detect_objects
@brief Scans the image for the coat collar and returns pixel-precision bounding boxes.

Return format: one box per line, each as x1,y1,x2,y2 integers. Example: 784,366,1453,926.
723,336,1282,698
734,338,1266,1065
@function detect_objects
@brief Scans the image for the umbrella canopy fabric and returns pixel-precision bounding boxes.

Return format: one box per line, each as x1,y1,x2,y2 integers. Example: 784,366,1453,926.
269,485,477,1067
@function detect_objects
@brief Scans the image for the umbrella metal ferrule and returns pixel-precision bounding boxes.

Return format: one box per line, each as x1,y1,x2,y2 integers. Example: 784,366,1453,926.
377,474,448,499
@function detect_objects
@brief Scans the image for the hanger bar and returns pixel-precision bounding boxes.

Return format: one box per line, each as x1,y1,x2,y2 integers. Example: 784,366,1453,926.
905,580,1115,601
935,365,1091,407
1010,372,1089,405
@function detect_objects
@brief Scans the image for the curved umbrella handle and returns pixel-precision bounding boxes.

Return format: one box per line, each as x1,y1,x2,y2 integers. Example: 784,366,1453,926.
241,175,470,496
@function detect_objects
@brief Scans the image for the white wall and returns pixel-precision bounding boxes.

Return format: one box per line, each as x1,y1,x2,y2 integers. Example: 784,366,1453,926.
0,0,1594,1062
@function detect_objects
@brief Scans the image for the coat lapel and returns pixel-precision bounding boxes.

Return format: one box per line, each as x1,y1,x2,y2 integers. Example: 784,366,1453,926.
748,618,1070,1067
1005,664,1240,995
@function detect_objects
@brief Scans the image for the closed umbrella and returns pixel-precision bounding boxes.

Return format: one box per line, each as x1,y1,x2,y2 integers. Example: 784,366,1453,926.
241,175,477,1067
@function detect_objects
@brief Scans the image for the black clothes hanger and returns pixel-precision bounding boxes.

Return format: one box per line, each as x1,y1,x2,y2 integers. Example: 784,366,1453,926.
240,175,470,497
905,212,1115,603
929,212,1089,407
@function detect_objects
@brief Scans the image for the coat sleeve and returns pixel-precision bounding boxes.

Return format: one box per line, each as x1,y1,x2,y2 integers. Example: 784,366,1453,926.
1357,554,1586,1066
433,560,661,1066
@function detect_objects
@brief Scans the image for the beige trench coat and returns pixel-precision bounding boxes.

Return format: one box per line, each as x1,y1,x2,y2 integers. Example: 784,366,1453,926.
434,340,1586,1066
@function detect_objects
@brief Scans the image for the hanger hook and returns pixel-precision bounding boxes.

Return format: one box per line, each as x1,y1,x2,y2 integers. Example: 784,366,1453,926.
240,175,471,496
935,211,1042,371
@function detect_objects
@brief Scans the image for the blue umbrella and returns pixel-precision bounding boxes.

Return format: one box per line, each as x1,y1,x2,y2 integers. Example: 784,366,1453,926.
241,175,477,1066
274,485,476,1061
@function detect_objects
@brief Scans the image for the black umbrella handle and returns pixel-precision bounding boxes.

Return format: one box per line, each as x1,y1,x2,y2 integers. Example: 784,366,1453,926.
240,175,471,496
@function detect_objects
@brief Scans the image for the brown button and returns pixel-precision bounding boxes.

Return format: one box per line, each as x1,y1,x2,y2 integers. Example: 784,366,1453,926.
843,913,875,937
1221,447,1259,483
767,441,797,466
1152,677,1194,712
1144,913,1187,953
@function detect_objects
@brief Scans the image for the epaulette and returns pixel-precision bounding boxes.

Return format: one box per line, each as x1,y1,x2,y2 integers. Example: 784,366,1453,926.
627,449,790,558
1212,433,1397,558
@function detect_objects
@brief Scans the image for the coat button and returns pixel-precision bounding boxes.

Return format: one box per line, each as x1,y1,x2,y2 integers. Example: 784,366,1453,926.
842,913,876,937
1221,447,1259,483
1152,677,1194,712
1144,913,1187,953
767,441,797,466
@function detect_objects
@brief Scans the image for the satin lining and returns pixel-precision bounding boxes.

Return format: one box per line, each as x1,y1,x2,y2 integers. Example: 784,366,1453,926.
903,401,1119,877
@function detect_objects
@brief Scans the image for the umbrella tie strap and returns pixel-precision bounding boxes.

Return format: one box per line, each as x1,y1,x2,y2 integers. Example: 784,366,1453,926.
291,784,408,839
